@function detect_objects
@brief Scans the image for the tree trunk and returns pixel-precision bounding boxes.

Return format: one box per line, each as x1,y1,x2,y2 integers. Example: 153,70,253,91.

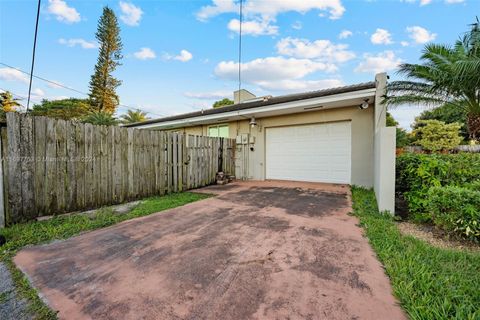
467,113,480,140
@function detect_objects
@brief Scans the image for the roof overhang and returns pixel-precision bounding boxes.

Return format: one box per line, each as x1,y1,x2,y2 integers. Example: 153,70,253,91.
134,88,376,130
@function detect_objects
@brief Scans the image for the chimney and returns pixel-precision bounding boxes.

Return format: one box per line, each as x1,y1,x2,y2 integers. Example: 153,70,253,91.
234,89,256,104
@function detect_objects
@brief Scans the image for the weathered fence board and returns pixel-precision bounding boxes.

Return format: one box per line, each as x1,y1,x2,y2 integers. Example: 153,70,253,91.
1,113,235,224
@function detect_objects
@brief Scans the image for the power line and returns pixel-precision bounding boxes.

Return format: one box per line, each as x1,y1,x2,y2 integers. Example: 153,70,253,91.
0,88,28,101
238,0,243,94
0,62,165,117
26,0,41,111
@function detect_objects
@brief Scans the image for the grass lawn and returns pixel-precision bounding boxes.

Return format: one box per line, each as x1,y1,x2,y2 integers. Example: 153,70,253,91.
351,187,480,320
0,192,210,320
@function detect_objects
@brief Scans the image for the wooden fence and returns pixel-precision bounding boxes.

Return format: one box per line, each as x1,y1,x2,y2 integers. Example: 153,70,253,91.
0,113,235,225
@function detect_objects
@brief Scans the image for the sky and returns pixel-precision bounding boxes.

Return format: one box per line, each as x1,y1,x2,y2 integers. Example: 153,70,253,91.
0,0,477,129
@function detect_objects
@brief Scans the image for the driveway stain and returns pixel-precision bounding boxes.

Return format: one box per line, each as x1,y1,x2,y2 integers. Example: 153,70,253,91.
13,181,405,320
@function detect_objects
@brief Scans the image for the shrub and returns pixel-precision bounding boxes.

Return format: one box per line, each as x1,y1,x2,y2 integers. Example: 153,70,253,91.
412,120,462,152
396,153,480,220
428,186,480,241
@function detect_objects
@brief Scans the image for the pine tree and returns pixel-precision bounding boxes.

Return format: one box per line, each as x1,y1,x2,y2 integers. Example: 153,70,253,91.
89,7,122,113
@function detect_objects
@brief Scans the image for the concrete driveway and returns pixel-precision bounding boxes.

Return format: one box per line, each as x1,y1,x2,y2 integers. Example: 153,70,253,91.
14,181,405,320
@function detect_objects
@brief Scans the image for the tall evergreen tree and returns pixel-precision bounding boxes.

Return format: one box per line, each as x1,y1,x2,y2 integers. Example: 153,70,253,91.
0,91,21,112
89,7,122,113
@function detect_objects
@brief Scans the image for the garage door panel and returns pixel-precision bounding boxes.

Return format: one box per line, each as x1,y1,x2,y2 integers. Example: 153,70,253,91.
266,122,351,184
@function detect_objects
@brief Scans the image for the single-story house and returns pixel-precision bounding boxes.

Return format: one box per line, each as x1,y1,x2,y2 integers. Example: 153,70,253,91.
125,73,396,213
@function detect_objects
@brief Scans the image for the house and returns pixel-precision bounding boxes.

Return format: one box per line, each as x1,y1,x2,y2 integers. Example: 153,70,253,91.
125,73,396,213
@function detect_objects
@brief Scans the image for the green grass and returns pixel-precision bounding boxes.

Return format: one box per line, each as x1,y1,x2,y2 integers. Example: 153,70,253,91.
351,186,480,320
0,192,210,320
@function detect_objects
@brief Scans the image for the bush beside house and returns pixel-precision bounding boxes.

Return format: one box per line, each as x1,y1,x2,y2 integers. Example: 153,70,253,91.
428,186,480,241
411,120,463,152
396,152,480,241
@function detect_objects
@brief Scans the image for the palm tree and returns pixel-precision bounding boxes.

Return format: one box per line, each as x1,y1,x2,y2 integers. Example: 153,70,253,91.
385,18,480,140
120,109,148,124
82,111,118,126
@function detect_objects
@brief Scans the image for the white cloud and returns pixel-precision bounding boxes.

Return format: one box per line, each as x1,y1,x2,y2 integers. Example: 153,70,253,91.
197,0,345,22
400,41,409,47
32,88,45,97
47,0,80,23
254,79,344,92
420,0,432,5
276,37,355,63
406,26,437,44
228,18,278,36
119,1,143,26
184,91,232,100
163,50,193,62
338,30,352,39
445,0,464,3
354,51,402,74
196,0,237,21
215,56,337,92
175,50,193,62
371,28,393,45
292,21,302,30
133,47,156,60
0,67,29,83
58,38,98,49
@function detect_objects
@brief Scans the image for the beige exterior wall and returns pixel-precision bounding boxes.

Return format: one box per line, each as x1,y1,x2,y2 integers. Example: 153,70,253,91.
373,73,396,214
174,104,375,187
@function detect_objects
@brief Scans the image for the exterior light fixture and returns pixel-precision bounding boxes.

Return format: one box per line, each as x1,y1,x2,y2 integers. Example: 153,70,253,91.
359,99,369,110
250,117,257,128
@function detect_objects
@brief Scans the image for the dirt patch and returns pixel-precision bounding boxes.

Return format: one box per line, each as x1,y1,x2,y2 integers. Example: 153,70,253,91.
397,222,480,252
219,187,349,217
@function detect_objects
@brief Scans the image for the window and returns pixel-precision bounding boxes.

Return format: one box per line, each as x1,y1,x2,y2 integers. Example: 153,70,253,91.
208,125,229,138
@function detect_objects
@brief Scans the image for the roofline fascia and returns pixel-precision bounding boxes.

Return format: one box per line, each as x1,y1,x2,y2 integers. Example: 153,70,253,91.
133,88,376,130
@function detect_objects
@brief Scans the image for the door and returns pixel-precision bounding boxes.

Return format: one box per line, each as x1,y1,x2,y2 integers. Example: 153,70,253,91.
265,121,351,184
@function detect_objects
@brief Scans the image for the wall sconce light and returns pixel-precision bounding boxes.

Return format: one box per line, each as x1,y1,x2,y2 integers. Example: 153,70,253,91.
250,117,257,128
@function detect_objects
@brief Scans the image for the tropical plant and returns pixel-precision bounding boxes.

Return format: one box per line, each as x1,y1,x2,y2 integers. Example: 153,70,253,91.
385,18,480,140
429,185,480,241
82,111,118,126
89,6,123,113
412,120,462,151
120,109,148,124
31,98,91,120
212,98,234,108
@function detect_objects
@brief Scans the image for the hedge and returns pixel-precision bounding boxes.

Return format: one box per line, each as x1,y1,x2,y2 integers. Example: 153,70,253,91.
429,186,480,241
396,153,480,220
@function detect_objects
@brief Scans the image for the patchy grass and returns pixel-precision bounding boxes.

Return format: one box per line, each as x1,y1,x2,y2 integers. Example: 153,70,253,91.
351,186,480,320
0,192,210,320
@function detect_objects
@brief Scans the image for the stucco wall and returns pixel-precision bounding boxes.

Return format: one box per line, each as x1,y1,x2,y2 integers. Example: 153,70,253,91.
176,105,375,187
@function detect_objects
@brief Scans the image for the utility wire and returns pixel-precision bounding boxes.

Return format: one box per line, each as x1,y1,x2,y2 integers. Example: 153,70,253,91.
238,0,243,94
0,62,165,117
26,0,41,111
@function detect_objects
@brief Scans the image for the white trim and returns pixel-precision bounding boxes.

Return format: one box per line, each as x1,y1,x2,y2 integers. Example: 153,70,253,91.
134,88,376,130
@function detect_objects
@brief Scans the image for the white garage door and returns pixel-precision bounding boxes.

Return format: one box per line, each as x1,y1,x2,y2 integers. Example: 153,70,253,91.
265,122,351,184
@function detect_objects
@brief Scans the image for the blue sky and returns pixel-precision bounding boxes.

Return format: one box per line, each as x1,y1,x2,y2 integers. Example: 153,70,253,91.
0,0,477,129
